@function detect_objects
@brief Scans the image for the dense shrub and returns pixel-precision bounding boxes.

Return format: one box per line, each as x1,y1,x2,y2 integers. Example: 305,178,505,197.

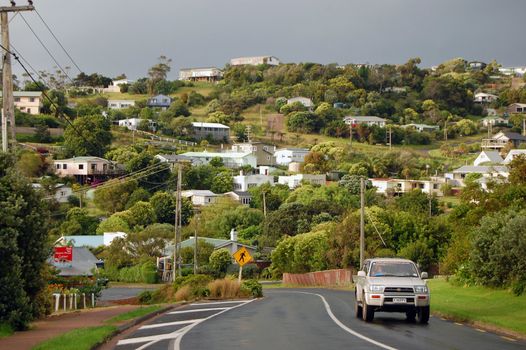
240,280,263,298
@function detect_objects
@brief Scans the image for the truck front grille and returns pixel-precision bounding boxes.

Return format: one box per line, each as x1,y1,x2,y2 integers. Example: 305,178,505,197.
384,287,414,293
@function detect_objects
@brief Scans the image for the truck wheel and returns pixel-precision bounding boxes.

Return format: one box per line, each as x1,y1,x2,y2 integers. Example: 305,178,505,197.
354,293,363,318
417,306,430,324
406,309,416,322
362,297,374,322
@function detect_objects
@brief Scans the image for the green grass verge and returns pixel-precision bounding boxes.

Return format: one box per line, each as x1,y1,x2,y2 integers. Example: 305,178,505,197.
0,322,13,339
106,305,163,324
428,278,526,335
32,326,117,350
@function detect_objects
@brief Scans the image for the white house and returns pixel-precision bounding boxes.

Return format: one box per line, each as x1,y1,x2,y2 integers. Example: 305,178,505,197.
104,79,133,93
233,172,275,191
370,178,443,196
473,150,504,166
108,100,135,110
344,116,387,128
482,131,526,150
402,124,440,133
278,174,326,189
482,116,508,127
1,91,43,115
274,148,310,165
503,149,526,164
224,191,252,205
179,67,222,82
182,190,218,206
230,56,280,66
287,96,314,109
231,142,276,166
179,151,257,168
32,183,72,203
447,165,509,187
474,92,498,103
118,118,156,131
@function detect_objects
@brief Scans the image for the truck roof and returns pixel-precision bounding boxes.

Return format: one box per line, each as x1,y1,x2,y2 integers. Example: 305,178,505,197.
365,258,415,263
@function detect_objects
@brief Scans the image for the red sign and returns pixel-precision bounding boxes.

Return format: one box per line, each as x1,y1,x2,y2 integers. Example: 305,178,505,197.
54,246,73,262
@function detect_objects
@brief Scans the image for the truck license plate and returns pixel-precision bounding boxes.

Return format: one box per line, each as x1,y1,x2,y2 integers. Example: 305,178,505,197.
393,298,406,303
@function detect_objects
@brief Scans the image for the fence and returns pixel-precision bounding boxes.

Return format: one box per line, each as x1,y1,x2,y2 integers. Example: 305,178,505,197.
52,293,97,313
282,269,353,287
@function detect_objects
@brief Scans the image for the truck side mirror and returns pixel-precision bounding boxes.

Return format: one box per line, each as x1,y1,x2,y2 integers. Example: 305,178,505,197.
358,271,366,277
421,272,428,279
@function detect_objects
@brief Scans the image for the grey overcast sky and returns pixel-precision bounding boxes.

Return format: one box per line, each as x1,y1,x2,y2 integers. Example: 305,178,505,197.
8,0,526,80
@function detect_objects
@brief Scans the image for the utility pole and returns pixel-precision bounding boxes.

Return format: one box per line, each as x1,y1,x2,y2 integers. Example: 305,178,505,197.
1,3,34,152
349,123,353,149
444,120,448,142
523,118,526,137
388,126,392,150
262,190,267,218
193,211,199,275
359,177,365,269
176,162,182,277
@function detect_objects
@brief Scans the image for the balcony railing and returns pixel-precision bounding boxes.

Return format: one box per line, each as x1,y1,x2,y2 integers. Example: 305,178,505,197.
481,139,508,148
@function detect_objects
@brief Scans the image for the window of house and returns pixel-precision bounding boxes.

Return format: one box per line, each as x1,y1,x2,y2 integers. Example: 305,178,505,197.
56,164,60,169
63,164,68,169
91,164,97,170
30,97,35,102
79,164,84,170
14,97,20,102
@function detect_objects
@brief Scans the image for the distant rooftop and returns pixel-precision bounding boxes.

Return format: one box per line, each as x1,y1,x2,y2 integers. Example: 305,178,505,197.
181,151,252,158
191,122,230,129
0,91,42,97
54,156,112,163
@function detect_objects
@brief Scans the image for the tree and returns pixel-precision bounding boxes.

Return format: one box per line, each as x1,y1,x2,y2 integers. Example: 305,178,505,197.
59,208,99,236
147,55,172,94
338,175,372,195
0,154,50,329
96,215,130,235
63,115,112,157
211,171,234,193
509,154,526,185
209,248,232,275
126,201,157,228
286,112,319,133
34,123,52,143
93,180,138,214
150,192,176,224
181,240,215,265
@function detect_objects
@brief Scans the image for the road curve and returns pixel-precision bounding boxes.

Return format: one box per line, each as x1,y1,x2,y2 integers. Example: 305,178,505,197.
181,288,525,350
112,288,526,350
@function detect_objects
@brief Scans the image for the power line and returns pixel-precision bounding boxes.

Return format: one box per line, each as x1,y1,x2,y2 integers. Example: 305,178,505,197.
10,43,47,85
33,9,82,73
0,42,100,154
17,12,76,86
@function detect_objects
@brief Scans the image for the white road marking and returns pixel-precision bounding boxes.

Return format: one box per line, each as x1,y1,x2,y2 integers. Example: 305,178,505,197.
117,331,184,345
139,319,205,330
168,307,229,314
174,298,257,350
190,300,248,306
297,292,398,350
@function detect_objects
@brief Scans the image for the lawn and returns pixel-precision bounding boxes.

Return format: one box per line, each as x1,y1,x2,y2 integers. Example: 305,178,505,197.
0,323,13,339
106,305,163,324
32,326,117,350
428,278,526,335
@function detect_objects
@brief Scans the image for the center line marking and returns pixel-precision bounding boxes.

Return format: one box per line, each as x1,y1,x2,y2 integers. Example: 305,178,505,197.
295,292,397,350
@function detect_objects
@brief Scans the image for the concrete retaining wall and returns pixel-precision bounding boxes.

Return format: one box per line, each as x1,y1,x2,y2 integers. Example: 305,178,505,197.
283,269,353,287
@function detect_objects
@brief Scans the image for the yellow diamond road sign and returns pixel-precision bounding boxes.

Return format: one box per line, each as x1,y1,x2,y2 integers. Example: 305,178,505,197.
233,246,253,266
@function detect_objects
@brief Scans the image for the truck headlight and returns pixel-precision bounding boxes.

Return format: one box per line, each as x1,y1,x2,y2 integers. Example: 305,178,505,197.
369,285,385,292
414,286,428,293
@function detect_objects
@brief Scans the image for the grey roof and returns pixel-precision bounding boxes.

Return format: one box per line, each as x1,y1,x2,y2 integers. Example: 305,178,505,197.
164,237,256,255
0,91,42,97
344,116,387,122
155,154,190,163
479,151,504,164
48,247,100,276
191,122,230,129
182,190,217,197
453,165,508,173
500,132,526,141
53,156,112,163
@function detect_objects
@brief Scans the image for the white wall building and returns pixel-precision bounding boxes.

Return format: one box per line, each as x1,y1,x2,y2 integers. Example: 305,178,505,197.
474,92,498,103
230,56,280,66
287,96,314,109
274,148,310,165
182,190,218,205
32,183,72,203
233,173,275,191
402,124,440,133
278,174,326,189
118,118,155,131
108,100,135,110
179,151,257,168
370,178,443,196
344,116,387,128
503,149,526,164
191,122,230,141
1,91,43,115
473,150,504,166
179,67,222,82
104,79,133,93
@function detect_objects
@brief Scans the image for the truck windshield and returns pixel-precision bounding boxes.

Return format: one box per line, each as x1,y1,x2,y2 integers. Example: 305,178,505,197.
370,262,419,277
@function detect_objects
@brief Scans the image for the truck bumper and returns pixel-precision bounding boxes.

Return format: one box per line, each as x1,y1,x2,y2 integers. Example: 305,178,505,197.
364,293,430,309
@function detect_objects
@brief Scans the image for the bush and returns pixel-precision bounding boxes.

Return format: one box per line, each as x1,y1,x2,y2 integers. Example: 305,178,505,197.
240,280,263,298
175,285,192,301
140,262,159,284
207,278,240,299
138,290,153,304
209,249,232,277
174,274,212,299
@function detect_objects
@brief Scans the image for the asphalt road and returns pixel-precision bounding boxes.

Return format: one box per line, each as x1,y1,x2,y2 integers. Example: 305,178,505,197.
112,288,526,350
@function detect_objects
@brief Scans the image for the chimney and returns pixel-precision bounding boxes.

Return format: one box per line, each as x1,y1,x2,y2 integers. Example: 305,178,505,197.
240,170,244,176
230,228,238,242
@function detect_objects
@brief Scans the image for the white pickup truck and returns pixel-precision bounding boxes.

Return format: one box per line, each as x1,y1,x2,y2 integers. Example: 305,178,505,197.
353,258,430,324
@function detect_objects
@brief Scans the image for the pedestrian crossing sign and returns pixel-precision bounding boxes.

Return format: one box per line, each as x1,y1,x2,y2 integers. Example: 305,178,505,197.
233,246,253,266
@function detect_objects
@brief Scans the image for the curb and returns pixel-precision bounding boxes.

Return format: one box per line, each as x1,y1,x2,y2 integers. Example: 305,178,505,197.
91,304,177,350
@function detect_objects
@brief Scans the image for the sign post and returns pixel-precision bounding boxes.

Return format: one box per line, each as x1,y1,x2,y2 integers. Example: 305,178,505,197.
232,247,253,283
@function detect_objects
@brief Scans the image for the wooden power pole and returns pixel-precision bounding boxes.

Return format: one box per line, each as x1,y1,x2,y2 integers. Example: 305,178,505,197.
359,177,365,268
1,3,34,152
